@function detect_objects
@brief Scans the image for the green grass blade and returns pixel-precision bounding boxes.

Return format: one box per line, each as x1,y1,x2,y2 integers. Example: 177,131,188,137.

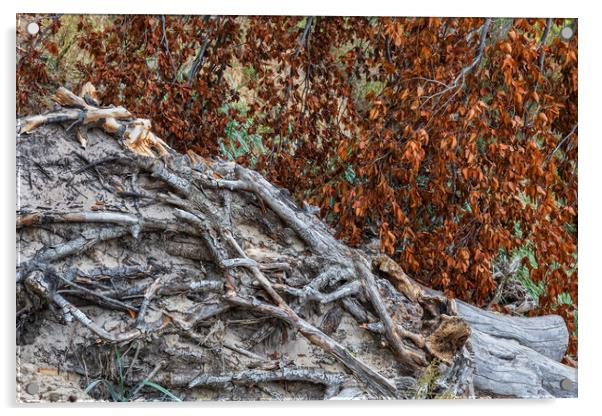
84,379,120,402
138,380,182,402
114,347,125,398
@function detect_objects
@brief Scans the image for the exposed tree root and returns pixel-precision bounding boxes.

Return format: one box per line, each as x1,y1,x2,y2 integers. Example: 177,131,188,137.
16,85,577,402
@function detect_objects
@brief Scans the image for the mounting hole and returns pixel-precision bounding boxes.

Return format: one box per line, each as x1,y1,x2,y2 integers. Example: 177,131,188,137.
560,26,574,41
26,22,40,36
25,382,39,395
560,378,574,391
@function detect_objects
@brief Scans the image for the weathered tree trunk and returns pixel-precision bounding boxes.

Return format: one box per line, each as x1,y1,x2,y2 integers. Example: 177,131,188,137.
419,287,576,398
15,86,576,402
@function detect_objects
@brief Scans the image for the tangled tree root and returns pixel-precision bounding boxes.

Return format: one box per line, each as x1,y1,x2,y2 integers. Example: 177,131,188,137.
16,85,576,402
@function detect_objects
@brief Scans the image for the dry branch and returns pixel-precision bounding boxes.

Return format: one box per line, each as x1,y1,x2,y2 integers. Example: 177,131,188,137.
188,368,346,399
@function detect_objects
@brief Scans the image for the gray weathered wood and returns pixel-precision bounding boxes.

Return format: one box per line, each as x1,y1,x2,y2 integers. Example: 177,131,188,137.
456,301,569,362
421,286,569,362
411,286,577,397
470,329,577,398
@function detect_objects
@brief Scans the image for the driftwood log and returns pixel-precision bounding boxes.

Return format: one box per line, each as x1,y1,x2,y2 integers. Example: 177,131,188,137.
422,287,576,398
16,85,577,402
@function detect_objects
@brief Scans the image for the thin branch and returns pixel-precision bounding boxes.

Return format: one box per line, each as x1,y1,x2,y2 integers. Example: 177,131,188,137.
272,280,361,304
538,18,553,71
421,18,492,107
354,255,426,371
546,123,578,162
53,292,142,343
17,226,130,282
188,367,345,399
135,275,164,329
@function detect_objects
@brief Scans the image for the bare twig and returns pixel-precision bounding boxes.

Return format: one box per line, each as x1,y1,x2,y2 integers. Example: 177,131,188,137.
53,293,142,343
546,123,578,162
421,18,492,107
272,280,361,304
135,276,164,329
354,255,426,371
17,227,130,282
538,18,553,71
188,367,344,399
